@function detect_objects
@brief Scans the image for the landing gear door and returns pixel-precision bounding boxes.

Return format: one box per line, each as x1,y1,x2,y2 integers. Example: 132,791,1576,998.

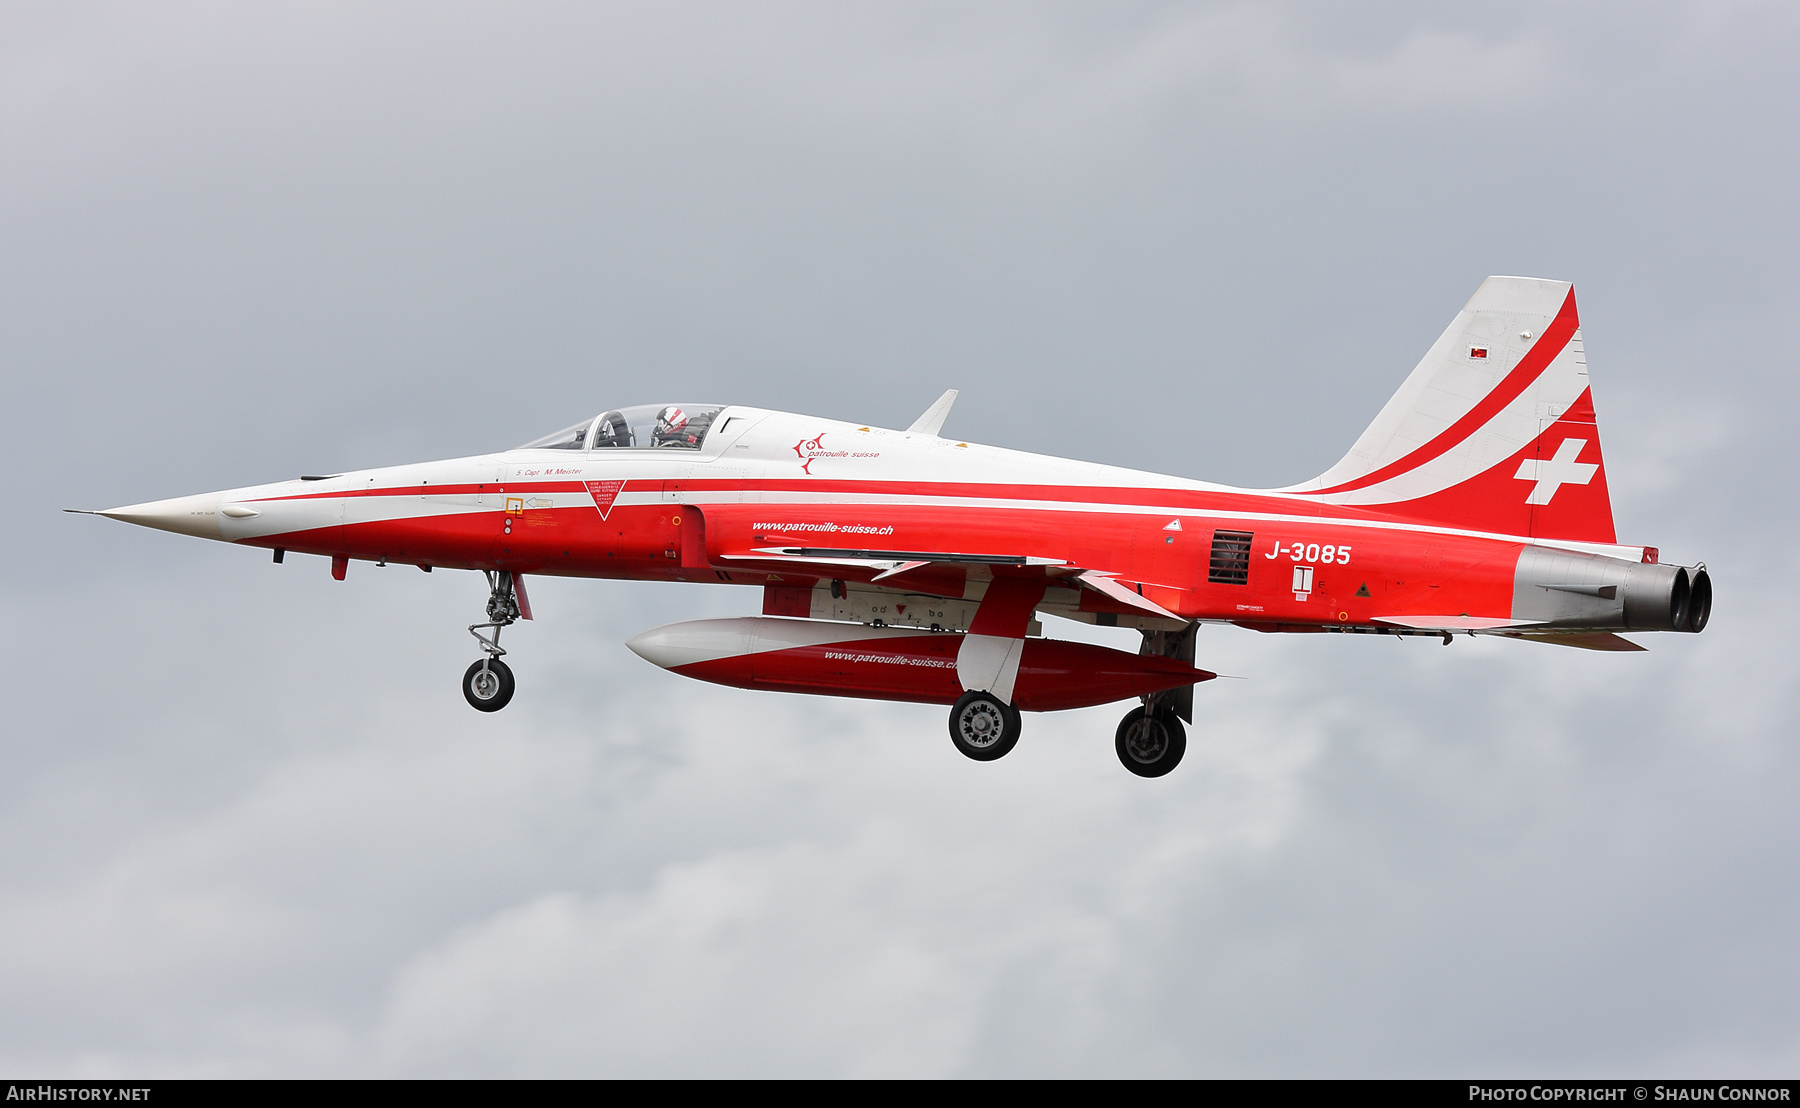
1140,623,1198,724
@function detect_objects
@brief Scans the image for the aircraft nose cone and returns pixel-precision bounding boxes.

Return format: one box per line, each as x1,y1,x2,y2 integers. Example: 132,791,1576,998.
98,492,224,540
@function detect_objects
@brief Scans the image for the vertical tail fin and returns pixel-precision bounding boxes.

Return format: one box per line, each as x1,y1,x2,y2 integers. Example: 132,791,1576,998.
1282,276,1616,543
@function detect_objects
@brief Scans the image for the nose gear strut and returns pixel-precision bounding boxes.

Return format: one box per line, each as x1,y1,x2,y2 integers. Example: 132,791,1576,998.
464,570,521,712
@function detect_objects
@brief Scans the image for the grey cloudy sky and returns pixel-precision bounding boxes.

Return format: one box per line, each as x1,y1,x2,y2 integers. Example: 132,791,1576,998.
2,0,1796,1077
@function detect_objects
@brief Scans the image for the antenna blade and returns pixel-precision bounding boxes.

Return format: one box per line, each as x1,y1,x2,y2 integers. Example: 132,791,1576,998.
906,389,959,436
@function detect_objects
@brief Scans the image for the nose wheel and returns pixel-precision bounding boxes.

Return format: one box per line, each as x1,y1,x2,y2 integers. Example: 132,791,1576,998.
464,570,522,712
1115,705,1186,777
948,690,1022,761
463,657,516,711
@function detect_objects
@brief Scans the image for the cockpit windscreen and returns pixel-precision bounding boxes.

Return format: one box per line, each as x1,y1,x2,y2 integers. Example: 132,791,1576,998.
517,421,591,451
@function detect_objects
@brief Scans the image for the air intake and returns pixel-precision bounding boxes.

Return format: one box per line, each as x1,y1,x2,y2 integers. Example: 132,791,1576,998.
1209,530,1254,585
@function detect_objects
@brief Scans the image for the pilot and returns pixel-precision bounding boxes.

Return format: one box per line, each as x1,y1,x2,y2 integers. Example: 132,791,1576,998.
653,406,696,447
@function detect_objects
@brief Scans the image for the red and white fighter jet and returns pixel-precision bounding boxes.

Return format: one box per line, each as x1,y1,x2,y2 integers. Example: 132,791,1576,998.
77,277,1709,777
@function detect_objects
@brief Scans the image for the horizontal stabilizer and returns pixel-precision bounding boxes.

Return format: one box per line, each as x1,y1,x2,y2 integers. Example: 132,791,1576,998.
1498,631,1647,652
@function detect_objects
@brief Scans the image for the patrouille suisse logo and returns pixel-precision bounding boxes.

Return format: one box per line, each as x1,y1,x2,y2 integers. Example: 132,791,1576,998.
793,432,880,474
794,432,848,474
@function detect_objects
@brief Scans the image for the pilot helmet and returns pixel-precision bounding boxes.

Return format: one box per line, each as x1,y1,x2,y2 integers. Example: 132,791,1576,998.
655,406,689,442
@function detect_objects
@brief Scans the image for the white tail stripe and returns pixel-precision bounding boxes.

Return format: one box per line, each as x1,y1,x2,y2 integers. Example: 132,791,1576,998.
1304,338,1590,507
1289,277,1578,493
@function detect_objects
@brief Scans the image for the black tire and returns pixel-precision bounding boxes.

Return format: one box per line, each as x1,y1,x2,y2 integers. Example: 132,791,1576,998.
1115,706,1186,778
948,690,1022,761
463,658,516,712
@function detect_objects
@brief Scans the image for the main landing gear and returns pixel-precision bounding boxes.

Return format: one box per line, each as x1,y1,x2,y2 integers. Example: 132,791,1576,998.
1115,625,1195,777
945,622,1198,775
948,690,1021,761
1114,703,1186,778
945,690,1188,777
463,570,520,712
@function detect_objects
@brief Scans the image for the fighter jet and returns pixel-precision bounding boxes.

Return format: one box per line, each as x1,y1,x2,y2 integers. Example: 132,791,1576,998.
75,277,1709,777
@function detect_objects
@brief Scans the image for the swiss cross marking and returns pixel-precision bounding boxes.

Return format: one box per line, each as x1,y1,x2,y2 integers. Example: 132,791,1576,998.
1514,438,1598,505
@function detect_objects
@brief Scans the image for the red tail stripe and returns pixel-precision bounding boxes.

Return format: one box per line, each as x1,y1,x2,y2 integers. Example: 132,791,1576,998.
1309,287,1580,496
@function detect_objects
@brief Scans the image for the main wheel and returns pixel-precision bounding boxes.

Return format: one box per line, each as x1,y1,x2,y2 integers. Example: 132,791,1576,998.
1115,706,1186,778
463,658,516,712
948,690,1022,761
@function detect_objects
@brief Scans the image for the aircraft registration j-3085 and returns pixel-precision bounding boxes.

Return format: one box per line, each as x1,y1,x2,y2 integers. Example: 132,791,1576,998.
75,277,1710,777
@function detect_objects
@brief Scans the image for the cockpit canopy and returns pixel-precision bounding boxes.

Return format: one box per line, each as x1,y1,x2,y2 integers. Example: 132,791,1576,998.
517,404,725,452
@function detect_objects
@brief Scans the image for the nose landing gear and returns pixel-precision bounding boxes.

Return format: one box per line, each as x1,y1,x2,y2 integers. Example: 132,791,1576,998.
464,570,521,712
463,656,515,711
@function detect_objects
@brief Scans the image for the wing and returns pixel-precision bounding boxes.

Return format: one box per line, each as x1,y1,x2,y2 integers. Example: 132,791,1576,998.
721,547,1184,621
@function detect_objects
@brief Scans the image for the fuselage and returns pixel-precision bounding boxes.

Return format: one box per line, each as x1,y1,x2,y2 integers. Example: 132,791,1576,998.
108,403,1687,637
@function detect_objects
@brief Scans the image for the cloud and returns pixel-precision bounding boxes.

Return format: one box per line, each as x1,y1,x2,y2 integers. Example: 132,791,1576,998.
2,559,1796,1075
